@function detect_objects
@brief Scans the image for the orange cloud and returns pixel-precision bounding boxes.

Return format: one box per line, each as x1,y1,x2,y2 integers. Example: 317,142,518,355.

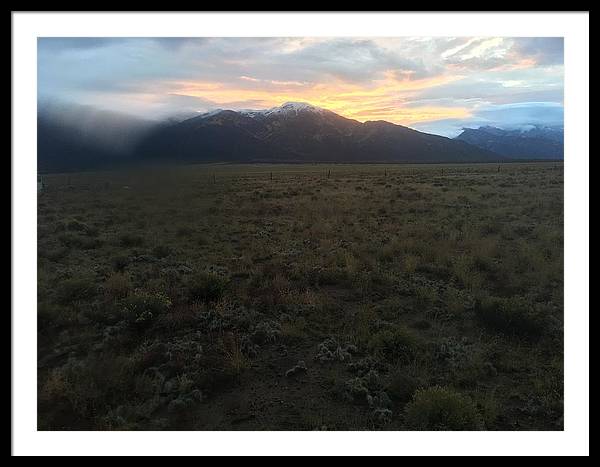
170,72,470,126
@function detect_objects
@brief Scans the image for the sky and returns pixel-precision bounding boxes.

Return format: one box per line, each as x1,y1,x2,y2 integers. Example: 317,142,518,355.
38,37,564,137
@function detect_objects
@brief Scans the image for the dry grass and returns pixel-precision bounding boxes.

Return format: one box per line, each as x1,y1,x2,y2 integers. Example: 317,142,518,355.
37,162,563,430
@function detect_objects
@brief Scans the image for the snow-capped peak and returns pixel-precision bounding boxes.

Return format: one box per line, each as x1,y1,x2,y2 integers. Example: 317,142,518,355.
197,102,325,119
270,102,322,113
197,108,225,118
241,102,324,118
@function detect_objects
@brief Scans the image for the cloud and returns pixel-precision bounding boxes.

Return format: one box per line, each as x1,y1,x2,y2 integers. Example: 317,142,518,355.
476,101,564,127
37,37,131,51
510,37,564,65
275,38,437,83
413,101,564,137
37,37,564,133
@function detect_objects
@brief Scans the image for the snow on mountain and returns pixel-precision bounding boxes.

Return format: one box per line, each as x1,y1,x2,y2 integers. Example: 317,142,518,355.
197,109,225,119
262,102,324,116
195,102,327,121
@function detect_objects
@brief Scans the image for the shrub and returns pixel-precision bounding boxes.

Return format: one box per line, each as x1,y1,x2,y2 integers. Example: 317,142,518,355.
280,316,308,341
111,255,130,272
56,277,97,305
368,326,419,362
121,290,171,327
176,226,195,237
403,254,420,274
480,221,503,236
222,333,250,375
451,252,483,289
151,244,172,258
314,267,350,287
104,273,133,299
386,372,420,404
251,321,281,345
66,219,97,236
41,357,133,420
194,355,239,394
187,272,228,303
196,234,209,246
44,246,70,262
412,319,431,330
413,284,438,308
474,296,547,338
58,233,103,250
405,386,483,430
38,302,75,328
344,377,370,405
119,233,144,247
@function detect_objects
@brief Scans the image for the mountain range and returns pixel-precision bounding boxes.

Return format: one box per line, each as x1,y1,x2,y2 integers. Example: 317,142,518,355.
136,102,502,165
37,102,563,172
454,125,564,160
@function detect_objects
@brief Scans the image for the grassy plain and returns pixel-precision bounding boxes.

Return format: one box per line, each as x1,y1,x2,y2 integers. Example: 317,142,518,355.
37,162,564,430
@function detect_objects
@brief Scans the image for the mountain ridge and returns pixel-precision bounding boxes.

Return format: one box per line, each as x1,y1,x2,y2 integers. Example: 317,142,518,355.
136,102,503,166
455,125,563,160
38,102,510,172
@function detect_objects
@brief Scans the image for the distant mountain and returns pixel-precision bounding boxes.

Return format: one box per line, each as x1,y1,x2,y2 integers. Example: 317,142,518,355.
136,102,502,164
455,125,563,160
38,101,505,172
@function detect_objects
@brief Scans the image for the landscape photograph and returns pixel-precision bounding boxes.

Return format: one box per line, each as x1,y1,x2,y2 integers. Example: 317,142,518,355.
35,35,566,432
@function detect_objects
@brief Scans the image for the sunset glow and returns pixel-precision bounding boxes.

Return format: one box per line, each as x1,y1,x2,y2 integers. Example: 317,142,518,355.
38,37,564,136
169,72,470,125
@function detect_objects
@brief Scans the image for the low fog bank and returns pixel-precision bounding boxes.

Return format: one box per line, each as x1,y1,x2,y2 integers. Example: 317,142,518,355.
38,100,159,173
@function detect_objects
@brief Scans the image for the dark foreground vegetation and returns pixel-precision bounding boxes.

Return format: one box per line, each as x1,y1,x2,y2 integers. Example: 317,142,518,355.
38,163,563,430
